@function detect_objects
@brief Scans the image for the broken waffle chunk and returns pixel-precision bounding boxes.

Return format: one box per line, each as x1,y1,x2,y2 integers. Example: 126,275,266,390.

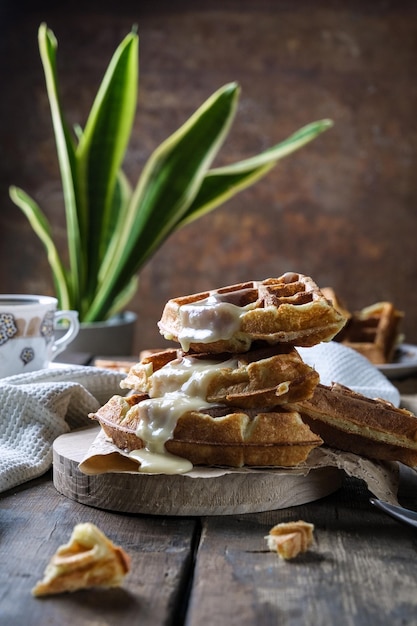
32,523,130,596
266,520,314,559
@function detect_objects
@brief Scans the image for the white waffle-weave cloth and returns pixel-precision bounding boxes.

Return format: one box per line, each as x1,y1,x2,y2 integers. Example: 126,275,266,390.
297,342,400,406
0,365,125,494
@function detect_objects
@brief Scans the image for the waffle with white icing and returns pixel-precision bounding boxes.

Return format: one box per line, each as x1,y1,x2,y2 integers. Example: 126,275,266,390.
158,273,348,354
90,394,323,468
120,344,320,408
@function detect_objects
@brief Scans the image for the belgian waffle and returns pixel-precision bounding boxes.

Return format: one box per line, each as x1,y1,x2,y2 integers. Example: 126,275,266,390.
158,273,348,353
90,394,323,468
120,344,320,408
337,302,403,365
322,288,404,364
90,273,417,473
291,383,417,467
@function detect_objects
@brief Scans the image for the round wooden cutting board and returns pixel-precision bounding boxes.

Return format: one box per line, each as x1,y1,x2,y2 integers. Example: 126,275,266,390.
53,427,342,516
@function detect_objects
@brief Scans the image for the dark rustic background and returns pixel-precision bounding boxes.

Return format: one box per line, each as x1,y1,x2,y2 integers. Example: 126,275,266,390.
1,0,416,355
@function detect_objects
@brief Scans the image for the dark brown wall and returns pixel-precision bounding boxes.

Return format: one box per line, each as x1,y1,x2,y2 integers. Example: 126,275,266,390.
1,0,416,354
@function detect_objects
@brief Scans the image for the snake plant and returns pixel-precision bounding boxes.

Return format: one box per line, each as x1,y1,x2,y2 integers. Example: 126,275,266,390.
9,23,333,323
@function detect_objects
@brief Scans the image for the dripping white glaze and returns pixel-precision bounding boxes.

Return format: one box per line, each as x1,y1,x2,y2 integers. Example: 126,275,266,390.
128,355,237,474
178,292,257,351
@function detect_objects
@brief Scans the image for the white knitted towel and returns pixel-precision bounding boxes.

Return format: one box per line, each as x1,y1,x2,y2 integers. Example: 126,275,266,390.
0,365,125,493
298,342,400,406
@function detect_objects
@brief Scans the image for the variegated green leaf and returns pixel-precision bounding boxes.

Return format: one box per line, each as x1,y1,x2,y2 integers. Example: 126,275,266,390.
10,25,334,323
84,83,240,321
38,23,82,307
9,186,71,308
77,31,138,301
178,119,333,227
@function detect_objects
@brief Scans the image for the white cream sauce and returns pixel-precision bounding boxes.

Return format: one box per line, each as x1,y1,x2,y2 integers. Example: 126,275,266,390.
129,448,193,474
128,355,237,474
178,293,256,351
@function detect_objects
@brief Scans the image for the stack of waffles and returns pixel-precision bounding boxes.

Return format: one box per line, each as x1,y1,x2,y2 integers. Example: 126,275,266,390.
91,272,417,470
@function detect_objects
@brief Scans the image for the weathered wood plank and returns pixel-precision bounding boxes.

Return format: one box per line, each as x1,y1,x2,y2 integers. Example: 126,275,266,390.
186,475,417,626
3,469,417,626
0,473,197,626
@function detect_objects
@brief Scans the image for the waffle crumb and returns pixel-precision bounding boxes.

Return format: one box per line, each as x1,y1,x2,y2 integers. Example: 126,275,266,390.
32,523,130,596
266,520,314,560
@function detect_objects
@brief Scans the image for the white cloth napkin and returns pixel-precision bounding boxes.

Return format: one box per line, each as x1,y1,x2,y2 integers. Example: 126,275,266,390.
0,366,125,494
297,342,400,406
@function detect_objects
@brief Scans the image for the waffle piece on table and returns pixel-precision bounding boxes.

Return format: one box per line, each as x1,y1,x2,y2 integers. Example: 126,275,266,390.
94,358,136,373
158,273,348,354
266,520,314,559
32,523,130,596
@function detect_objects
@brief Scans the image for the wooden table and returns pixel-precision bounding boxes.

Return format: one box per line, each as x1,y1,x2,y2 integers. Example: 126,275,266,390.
1,461,417,625
2,357,417,626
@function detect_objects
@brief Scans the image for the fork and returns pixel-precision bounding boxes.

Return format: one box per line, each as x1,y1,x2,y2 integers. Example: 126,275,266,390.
370,498,417,529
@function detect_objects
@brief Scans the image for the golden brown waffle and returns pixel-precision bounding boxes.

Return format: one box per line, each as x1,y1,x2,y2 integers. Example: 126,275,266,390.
291,383,417,466
266,520,314,559
158,273,347,353
337,302,403,364
120,345,320,408
322,288,404,364
90,394,323,468
93,358,136,373
32,523,130,596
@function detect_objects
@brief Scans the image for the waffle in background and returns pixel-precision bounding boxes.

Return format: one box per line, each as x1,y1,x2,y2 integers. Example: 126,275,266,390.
93,359,136,373
321,288,404,365
93,350,177,373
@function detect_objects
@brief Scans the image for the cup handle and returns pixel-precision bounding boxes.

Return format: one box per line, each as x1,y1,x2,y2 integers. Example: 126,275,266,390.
52,310,80,360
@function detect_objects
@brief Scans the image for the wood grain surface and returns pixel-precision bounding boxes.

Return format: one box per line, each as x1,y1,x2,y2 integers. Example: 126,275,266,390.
0,474,197,626
52,427,342,515
187,475,417,626
2,467,417,625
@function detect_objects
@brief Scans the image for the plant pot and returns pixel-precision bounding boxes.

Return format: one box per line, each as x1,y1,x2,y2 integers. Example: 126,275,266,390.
55,311,138,362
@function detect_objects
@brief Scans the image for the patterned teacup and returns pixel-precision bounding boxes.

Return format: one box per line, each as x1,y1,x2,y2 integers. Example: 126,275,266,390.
0,295,79,378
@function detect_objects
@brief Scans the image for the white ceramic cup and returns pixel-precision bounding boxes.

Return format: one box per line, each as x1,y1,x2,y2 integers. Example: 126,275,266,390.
0,295,79,378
